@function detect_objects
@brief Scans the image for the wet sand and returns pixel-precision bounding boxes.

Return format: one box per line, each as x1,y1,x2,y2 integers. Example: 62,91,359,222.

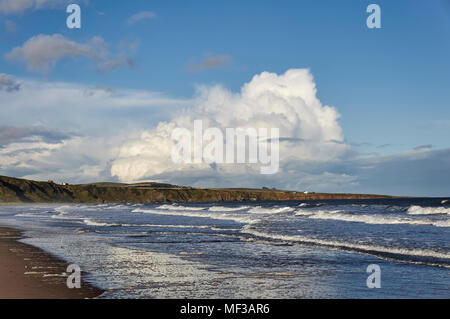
0,227,103,299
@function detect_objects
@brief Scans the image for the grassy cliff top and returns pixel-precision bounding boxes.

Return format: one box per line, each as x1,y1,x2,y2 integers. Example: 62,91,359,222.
0,175,392,204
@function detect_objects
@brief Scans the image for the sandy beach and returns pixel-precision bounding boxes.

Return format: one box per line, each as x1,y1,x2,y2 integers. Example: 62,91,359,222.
0,227,103,299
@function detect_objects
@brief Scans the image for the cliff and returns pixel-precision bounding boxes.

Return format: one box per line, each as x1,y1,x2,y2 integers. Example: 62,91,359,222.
0,175,392,204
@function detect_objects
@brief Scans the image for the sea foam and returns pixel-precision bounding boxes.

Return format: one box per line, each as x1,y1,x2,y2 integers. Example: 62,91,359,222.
157,204,206,211
241,226,450,264
248,206,295,214
295,209,450,227
407,205,450,215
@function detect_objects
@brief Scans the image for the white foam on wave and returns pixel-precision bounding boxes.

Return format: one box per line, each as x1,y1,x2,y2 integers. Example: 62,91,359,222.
132,208,257,224
77,219,234,230
248,206,295,214
54,205,73,213
295,209,339,216
241,226,450,262
83,219,121,227
105,205,128,210
208,206,250,212
157,204,205,211
120,223,238,231
51,212,84,221
134,205,296,224
407,205,450,215
295,209,450,227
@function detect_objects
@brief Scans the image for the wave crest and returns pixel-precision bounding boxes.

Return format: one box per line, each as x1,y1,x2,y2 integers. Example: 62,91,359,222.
407,205,450,215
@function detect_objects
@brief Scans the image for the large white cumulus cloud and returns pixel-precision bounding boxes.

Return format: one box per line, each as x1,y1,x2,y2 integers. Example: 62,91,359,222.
111,69,348,183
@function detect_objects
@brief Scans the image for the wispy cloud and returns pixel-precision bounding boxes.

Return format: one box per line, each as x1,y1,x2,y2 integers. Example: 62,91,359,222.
0,77,191,132
4,19,17,34
414,144,433,151
349,141,372,147
97,56,134,73
0,73,21,92
127,11,156,25
5,34,135,74
187,54,233,72
0,125,72,146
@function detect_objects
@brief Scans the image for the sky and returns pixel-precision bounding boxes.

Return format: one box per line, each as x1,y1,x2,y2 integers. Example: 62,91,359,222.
0,0,450,196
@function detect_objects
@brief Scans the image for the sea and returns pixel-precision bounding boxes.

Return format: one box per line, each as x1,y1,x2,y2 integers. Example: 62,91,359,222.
0,198,449,298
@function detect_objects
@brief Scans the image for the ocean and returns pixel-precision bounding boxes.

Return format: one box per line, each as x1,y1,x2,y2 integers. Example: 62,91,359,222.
0,198,449,298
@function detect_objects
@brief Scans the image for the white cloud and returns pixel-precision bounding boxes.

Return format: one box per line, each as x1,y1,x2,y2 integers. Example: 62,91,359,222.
111,69,348,183
0,0,70,14
0,134,121,184
0,76,191,182
5,34,134,73
127,11,156,25
0,78,190,136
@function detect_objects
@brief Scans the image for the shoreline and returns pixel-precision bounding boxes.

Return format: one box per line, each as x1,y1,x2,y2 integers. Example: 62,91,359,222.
0,226,103,299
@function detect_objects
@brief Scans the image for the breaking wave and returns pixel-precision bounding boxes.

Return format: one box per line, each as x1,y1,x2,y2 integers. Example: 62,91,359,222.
242,226,450,267
407,205,450,215
157,204,205,211
248,206,295,214
295,209,450,227
83,219,121,227
208,206,250,212
132,208,257,224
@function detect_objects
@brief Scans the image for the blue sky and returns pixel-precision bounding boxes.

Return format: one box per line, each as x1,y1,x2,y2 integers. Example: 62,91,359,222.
1,0,450,196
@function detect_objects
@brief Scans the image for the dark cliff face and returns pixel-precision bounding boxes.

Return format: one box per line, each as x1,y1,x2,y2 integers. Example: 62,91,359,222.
0,176,75,203
0,175,391,204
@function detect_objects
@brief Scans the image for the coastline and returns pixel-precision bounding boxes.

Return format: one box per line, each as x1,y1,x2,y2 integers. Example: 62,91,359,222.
0,226,103,299
0,175,395,204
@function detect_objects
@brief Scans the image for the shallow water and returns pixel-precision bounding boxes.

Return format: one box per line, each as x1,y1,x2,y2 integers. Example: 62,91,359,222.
0,198,449,298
